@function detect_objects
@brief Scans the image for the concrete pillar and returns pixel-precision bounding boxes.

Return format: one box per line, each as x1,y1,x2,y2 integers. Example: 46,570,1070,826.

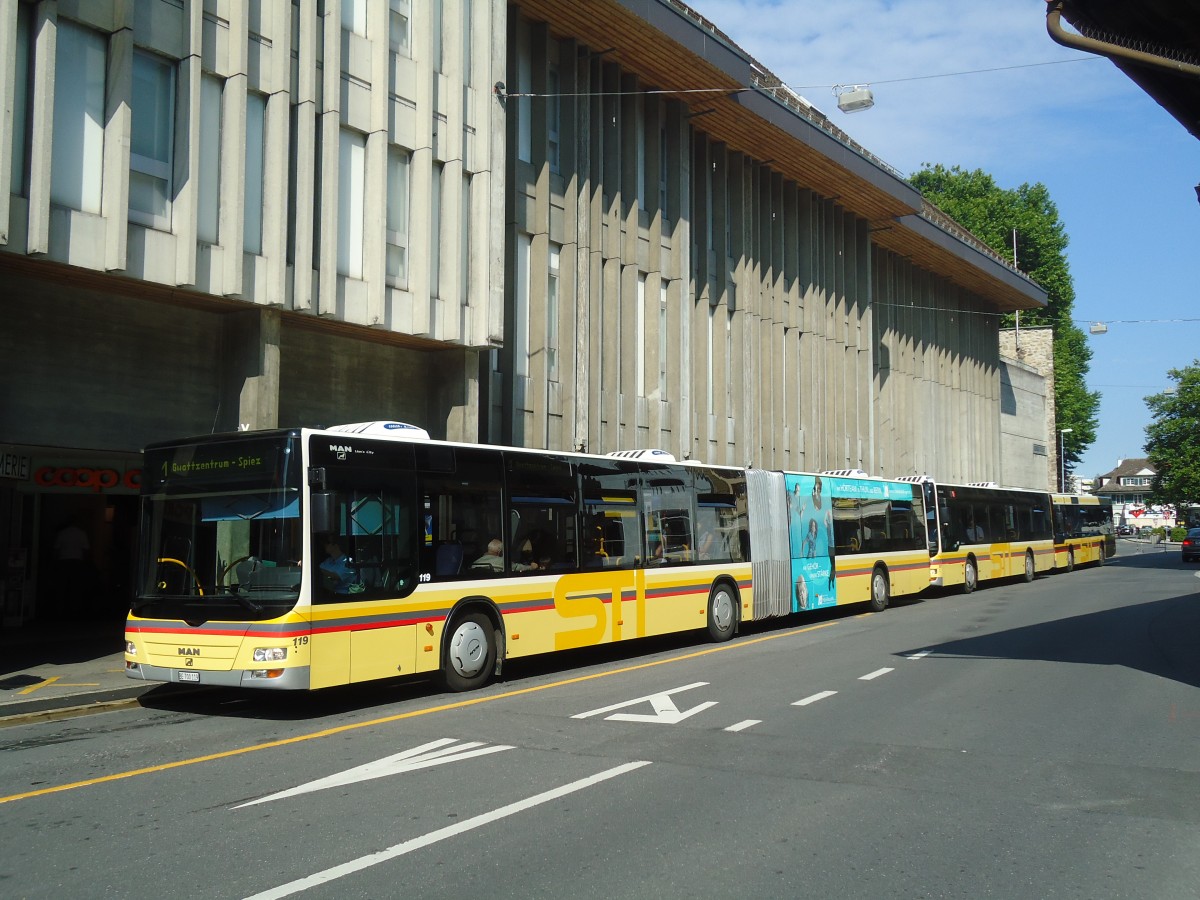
220,307,281,431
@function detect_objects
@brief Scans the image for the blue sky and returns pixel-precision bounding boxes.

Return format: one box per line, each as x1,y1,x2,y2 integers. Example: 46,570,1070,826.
687,0,1200,480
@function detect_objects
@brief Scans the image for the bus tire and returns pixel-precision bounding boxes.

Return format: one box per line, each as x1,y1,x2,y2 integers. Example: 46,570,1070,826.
1065,549,1074,573
707,581,738,642
961,557,978,595
1097,544,1106,566
868,566,890,612
443,611,497,692
1023,550,1035,582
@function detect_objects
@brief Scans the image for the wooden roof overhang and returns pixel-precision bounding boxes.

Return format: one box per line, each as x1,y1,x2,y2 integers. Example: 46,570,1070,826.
514,0,1048,313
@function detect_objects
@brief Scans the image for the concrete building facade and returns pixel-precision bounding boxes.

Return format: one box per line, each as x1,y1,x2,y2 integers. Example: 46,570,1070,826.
0,0,1046,629
998,354,1051,491
999,326,1057,491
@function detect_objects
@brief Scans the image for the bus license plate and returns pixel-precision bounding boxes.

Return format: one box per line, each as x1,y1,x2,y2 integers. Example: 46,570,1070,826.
178,671,200,683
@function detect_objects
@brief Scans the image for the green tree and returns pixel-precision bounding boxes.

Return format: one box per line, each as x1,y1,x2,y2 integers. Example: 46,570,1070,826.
909,164,1099,473
1145,361,1200,508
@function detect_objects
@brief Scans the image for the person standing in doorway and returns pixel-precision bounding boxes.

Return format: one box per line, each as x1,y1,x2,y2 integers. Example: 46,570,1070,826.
54,516,92,615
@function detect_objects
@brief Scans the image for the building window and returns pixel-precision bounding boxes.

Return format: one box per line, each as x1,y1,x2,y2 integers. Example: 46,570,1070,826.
51,20,107,214
386,146,411,287
432,0,444,74
244,92,266,254
10,3,32,196
515,234,531,380
658,118,668,216
725,308,733,408
198,75,222,244
389,0,411,59
337,129,366,278
636,273,646,397
342,0,367,38
431,161,444,299
659,282,668,397
461,0,473,86
130,51,177,230
635,110,646,214
547,66,561,174
706,303,715,410
517,47,531,163
547,244,561,382
461,173,472,307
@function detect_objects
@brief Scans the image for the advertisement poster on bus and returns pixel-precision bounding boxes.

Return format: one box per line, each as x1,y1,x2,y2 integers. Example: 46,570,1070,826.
785,473,835,611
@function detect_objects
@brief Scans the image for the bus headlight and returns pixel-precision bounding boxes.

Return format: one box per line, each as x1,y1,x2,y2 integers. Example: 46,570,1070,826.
125,641,137,655
252,647,288,662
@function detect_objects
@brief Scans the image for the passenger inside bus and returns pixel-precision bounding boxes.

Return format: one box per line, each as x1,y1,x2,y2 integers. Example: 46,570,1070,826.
471,539,505,572
964,516,985,543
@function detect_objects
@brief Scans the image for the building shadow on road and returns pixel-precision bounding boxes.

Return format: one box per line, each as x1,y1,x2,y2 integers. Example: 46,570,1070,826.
901,589,1200,689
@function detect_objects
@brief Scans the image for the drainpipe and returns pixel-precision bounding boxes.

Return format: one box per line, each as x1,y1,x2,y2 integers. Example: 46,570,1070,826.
1046,1,1200,78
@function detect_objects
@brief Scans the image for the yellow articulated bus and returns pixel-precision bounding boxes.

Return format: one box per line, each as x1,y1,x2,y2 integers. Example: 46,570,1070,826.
1051,493,1115,570
125,423,930,692
897,477,1055,593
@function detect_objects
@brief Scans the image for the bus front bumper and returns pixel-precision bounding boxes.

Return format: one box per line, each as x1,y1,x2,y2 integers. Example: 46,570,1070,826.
125,661,311,690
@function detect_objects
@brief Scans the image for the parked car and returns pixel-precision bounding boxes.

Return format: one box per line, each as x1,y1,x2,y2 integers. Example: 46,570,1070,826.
1116,524,1134,536
1183,528,1200,563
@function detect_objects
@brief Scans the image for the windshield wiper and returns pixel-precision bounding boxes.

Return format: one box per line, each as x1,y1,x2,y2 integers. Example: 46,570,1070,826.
228,589,265,616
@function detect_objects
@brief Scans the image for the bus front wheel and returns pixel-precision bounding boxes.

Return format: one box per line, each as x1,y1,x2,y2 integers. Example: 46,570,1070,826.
443,611,497,692
707,582,738,642
868,566,890,612
1065,550,1075,573
961,558,978,595
1023,550,1036,582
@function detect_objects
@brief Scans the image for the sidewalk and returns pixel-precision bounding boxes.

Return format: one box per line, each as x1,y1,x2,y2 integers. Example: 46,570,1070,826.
0,617,154,722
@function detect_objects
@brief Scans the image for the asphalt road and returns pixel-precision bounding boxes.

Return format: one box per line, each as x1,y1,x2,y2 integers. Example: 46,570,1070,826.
2,543,1199,899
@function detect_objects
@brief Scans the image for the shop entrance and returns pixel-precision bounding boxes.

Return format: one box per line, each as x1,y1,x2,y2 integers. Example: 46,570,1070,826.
35,493,138,625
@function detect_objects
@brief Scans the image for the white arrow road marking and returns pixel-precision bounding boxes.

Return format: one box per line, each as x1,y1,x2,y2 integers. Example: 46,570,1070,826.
243,760,652,900
233,738,514,809
572,682,717,724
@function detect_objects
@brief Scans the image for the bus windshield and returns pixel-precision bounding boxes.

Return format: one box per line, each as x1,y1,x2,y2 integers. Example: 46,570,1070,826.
134,435,303,621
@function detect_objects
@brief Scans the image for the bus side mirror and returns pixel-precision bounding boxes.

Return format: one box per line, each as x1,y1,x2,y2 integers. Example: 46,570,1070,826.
311,491,336,534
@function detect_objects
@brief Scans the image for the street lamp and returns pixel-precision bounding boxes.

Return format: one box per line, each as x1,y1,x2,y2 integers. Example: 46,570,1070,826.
1059,427,1073,492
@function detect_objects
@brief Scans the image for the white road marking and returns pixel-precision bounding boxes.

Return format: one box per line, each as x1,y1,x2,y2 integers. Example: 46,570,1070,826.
792,690,837,707
724,719,761,732
233,738,514,809
242,760,653,900
907,650,931,660
573,682,717,724
859,667,894,681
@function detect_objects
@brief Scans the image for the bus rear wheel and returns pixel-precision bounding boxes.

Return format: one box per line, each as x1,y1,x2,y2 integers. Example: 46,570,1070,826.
1065,550,1075,573
707,582,737,642
868,566,889,612
443,611,497,692
1023,550,1035,582
961,558,978,594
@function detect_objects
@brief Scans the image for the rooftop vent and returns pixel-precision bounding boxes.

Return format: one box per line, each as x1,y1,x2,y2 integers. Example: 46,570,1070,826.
606,449,677,462
327,421,431,440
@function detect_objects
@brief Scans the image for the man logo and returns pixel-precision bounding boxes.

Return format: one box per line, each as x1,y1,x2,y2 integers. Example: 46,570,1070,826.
178,647,201,656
